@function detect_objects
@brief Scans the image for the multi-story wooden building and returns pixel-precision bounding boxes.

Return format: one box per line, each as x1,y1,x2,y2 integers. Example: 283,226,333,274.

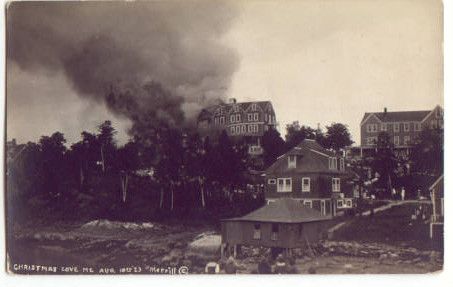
263,139,356,216
360,106,443,155
197,98,277,156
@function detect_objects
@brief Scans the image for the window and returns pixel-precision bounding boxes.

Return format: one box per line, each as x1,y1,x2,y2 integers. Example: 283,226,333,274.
332,178,341,192
381,123,387,131
345,199,352,208
219,117,225,125
288,155,297,168
404,136,410,145
253,224,261,240
241,125,246,133
303,200,312,208
232,105,239,113
230,127,235,135
214,118,219,125
430,120,438,129
251,103,257,111
253,113,259,121
247,113,253,121
367,137,377,146
302,177,310,192
394,123,400,132
337,199,344,208
329,157,337,169
230,115,235,123
271,224,279,240
366,124,378,133
404,122,410,132
235,114,241,122
414,122,421,131
268,179,276,184
277,178,292,192
394,136,400,146
320,200,326,215
339,158,345,171
236,126,241,134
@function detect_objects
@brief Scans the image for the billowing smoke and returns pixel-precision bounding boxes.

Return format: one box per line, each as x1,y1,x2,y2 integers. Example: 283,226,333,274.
7,1,239,134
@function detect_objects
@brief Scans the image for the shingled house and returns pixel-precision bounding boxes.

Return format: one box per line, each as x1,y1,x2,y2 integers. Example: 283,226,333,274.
359,106,443,157
264,139,356,216
197,98,277,156
220,198,332,258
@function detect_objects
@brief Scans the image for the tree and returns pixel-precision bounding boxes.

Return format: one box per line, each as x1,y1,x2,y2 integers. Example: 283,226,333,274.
324,123,353,151
370,132,398,197
97,120,117,173
285,121,316,150
262,128,285,167
409,128,443,176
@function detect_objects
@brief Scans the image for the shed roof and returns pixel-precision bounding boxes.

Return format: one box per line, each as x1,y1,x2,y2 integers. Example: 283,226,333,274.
223,198,332,223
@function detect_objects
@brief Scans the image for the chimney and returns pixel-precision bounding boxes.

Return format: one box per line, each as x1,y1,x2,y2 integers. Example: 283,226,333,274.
384,107,387,114
229,98,237,104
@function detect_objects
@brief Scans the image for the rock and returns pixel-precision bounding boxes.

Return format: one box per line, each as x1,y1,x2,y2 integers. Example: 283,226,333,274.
188,232,221,255
344,264,353,269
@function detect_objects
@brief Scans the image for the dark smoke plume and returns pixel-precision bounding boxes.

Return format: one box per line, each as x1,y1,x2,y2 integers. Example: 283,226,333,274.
7,1,239,132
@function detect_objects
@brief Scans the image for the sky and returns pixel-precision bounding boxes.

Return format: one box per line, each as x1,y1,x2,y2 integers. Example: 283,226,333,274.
6,0,443,146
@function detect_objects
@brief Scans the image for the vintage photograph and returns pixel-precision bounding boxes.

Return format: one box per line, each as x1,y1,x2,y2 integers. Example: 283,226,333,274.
5,0,443,275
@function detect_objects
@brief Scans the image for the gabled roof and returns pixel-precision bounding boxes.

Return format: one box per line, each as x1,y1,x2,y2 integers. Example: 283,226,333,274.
266,139,339,174
361,110,431,124
223,198,332,223
197,100,274,120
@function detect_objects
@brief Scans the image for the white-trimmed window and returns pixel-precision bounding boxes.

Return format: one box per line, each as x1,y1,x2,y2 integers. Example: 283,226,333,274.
219,117,225,125
381,123,387,131
230,127,235,135
302,177,310,192
288,155,297,169
232,105,239,113
329,157,337,169
268,178,276,184
332,178,341,192
277,178,292,192
367,137,377,146
241,125,246,133
251,103,258,111
404,122,410,132
253,113,259,121
235,114,241,122
404,136,410,145
414,122,421,131
394,135,400,146
230,115,235,123
236,126,241,134
303,200,312,208
247,114,253,121
253,223,261,240
394,123,400,132
339,158,345,171
271,224,279,240
337,199,344,208
366,124,378,133
345,199,352,208
320,200,326,215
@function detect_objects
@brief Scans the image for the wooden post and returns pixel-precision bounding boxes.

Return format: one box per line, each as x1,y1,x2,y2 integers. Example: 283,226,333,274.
233,245,237,258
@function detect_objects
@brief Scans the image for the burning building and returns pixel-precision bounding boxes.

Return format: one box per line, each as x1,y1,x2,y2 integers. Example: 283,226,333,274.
197,98,277,157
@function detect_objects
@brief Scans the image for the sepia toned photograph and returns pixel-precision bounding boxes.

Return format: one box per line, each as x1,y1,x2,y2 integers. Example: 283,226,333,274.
4,0,444,275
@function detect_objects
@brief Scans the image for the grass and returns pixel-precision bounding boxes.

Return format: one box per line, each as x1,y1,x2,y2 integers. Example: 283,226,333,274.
333,202,434,250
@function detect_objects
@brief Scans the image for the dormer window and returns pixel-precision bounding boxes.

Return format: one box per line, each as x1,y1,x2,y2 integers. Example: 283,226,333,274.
251,103,257,111
288,155,297,169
